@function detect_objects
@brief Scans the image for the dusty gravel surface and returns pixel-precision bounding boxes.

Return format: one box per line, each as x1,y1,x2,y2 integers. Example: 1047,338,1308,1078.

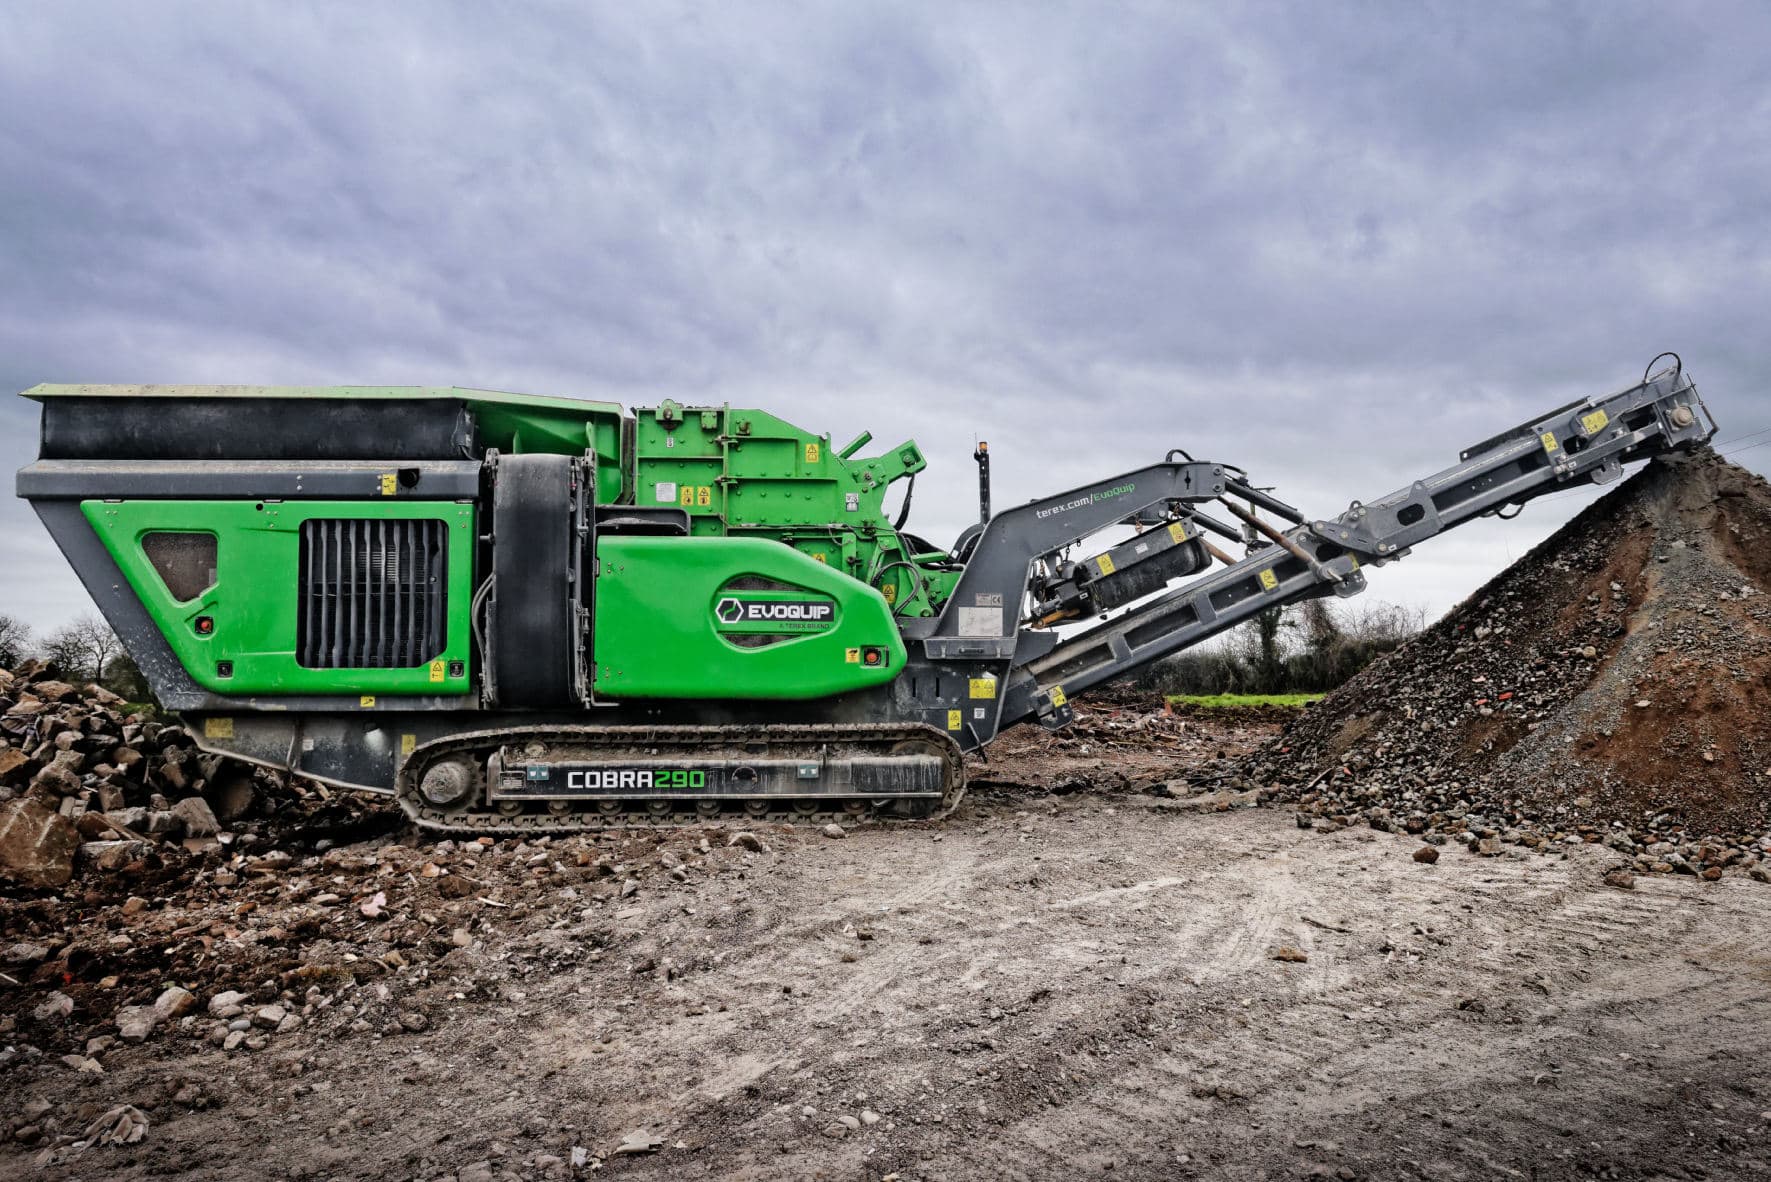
5,742,1771,1181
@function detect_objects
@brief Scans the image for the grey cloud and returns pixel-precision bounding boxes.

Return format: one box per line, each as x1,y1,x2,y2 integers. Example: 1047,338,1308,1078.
2,1,1768,636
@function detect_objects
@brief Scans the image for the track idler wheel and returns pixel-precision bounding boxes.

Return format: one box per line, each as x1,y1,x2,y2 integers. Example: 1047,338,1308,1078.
417,757,480,810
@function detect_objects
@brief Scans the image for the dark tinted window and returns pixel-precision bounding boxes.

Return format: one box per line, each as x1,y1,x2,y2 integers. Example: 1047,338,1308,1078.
142,532,218,602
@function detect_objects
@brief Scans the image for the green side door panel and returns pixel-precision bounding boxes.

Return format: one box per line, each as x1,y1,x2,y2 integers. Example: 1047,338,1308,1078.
83,500,475,696
593,537,905,700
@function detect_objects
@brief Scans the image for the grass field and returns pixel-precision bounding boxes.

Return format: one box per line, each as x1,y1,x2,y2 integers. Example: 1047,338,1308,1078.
1168,692,1324,708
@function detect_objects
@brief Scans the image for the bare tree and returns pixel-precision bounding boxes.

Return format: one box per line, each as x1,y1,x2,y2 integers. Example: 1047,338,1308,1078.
103,650,153,704
43,614,122,683
1299,598,1342,648
0,614,31,668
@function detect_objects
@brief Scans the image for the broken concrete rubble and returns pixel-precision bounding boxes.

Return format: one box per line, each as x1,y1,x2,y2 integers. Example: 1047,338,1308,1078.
1203,453,1771,880
0,663,329,888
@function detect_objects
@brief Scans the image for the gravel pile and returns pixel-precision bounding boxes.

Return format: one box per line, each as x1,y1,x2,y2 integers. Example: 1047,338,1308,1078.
0,661,323,889
1227,450,1771,879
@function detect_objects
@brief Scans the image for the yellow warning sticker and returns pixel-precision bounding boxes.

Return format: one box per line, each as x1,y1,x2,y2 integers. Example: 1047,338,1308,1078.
359,695,376,708
1540,431,1560,454
1050,686,1067,708
947,709,962,731
805,442,821,464
1168,522,1188,544
379,473,397,496
969,677,997,699
1096,554,1116,576
400,733,417,756
696,485,712,507
428,659,446,683
680,485,695,507
1258,569,1279,591
845,647,861,664
882,583,897,605
812,553,827,563
203,716,234,739
1580,409,1610,435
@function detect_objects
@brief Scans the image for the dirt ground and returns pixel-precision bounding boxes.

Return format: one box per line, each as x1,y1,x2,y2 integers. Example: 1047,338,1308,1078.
4,708,1771,1182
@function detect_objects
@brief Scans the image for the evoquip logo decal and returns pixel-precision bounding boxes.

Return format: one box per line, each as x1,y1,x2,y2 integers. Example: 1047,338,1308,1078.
713,593,839,633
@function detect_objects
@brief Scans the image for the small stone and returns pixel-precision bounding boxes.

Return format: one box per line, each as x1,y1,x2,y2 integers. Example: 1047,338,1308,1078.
821,824,847,839
1412,846,1439,865
154,986,197,1019
1271,946,1309,963
277,1013,303,1034
170,795,220,837
399,1010,430,1033
1603,869,1636,890
116,1004,159,1042
143,809,182,835
223,1030,246,1051
4,941,49,965
208,990,250,1016
34,991,75,1022
103,807,149,832
615,1129,663,1155
727,831,765,852
458,1163,495,1182
208,776,256,822
0,797,80,887
81,839,152,871
861,1109,881,1125
252,1004,287,1029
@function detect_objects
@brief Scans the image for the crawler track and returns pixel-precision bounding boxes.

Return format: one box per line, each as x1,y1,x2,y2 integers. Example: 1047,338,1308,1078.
395,722,967,834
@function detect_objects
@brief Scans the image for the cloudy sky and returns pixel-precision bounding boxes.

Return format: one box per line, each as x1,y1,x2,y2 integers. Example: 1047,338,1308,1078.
2,1,1768,640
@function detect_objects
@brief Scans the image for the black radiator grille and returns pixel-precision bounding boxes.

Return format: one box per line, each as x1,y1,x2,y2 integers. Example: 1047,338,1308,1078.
297,519,448,668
